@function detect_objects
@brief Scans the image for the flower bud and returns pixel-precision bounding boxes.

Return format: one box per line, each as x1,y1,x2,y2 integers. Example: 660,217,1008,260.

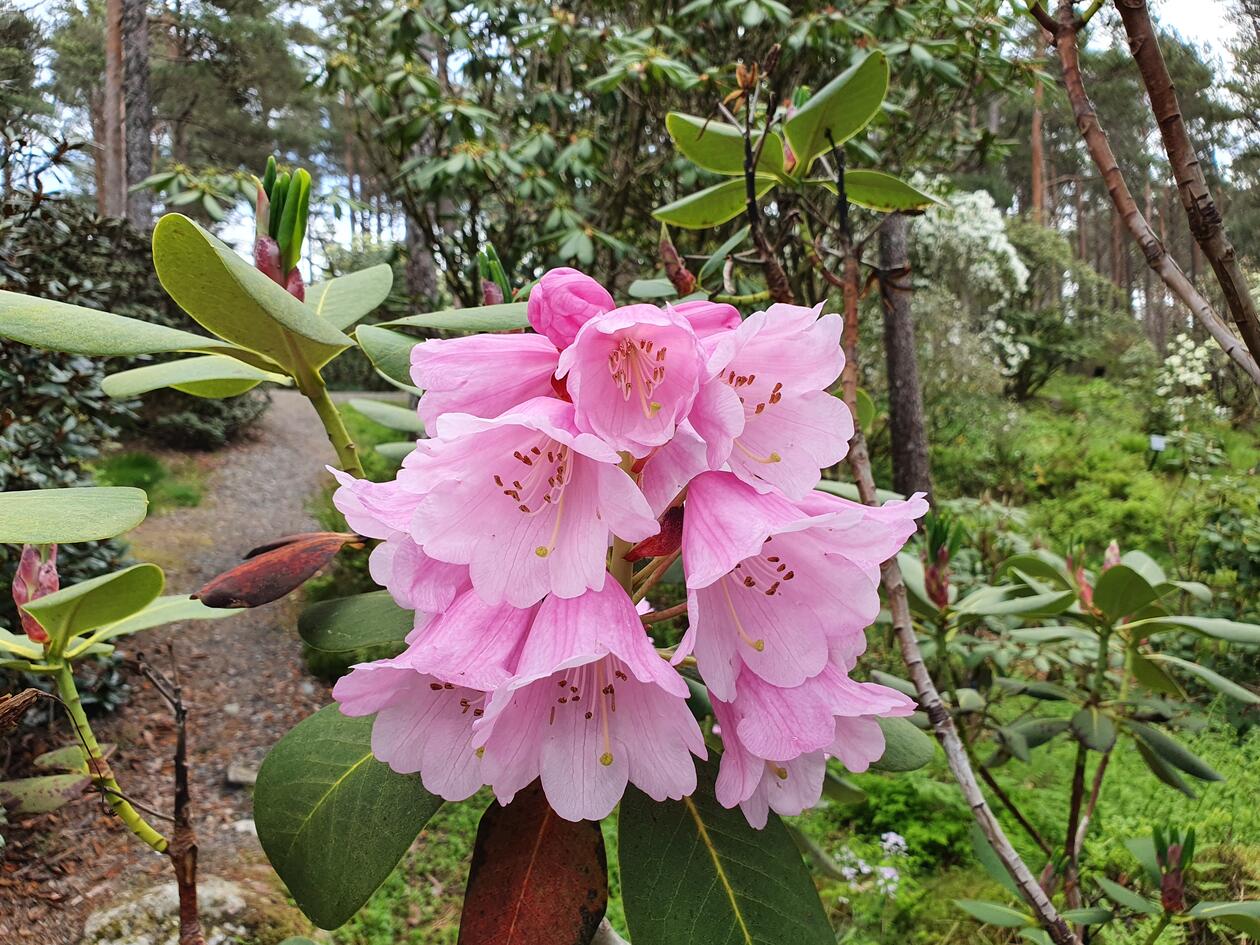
481,278,505,306
659,226,696,295
526,268,614,349
285,266,305,302
1103,540,1121,571
12,543,57,644
254,235,284,285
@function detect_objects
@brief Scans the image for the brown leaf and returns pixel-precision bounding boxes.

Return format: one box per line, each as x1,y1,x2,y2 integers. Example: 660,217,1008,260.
458,781,608,945
0,689,42,735
193,532,363,608
624,505,684,563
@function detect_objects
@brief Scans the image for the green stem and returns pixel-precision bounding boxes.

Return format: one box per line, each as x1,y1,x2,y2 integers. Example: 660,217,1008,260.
301,377,365,478
54,663,168,854
1141,914,1171,945
712,290,772,305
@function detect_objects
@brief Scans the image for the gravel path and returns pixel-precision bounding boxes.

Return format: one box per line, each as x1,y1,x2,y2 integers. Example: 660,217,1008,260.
1,390,344,942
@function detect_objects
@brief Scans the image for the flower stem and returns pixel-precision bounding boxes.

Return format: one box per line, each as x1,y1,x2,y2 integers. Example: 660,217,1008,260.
1141,914,1171,945
54,663,168,854
299,375,364,478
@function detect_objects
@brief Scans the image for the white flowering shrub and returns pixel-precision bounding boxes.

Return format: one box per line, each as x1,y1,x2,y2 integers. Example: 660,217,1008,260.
1153,333,1222,429
913,185,1030,306
982,317,1032,378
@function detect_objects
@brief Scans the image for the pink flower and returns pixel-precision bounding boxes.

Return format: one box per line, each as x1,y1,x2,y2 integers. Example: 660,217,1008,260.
12,544,58,644
411,333,561,429
557,304,706,456
679,472,885,700
527,267,615,349
794,489,931,582
474,580,706,821
690,303,852,498
670,299,741,338
636,422,709,516
334,659,487,801
407,397,658,606
1103,540,1121,572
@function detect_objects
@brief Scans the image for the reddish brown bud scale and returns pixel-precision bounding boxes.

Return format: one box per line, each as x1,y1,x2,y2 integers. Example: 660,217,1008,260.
624,506,684,562
194,532,363,608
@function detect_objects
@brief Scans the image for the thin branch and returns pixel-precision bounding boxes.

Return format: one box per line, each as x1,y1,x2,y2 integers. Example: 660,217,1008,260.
641,602,687,625
977,762,1054,856
1112,0,1260,370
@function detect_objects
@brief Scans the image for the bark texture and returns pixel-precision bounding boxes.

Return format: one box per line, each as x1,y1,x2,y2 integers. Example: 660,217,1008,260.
102,0,127,217
122,0,152,229
878,214,932,500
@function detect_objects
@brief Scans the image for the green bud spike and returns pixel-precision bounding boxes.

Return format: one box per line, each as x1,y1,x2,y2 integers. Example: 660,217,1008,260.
480,242,510,297
262,155,277,198
278,168,311,274
268,171,290,240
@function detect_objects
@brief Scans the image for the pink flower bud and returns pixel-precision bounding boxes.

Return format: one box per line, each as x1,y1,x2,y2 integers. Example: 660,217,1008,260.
526,268,614,349
254,235,283,285
1076,566,1094,609
481,278,505,306
12,543,57,644
255,184,270,240
1103,540,1121,571
285,266,305,302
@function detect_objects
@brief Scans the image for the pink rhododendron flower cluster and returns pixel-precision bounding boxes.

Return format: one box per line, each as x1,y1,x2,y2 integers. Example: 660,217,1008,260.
330,268,926,825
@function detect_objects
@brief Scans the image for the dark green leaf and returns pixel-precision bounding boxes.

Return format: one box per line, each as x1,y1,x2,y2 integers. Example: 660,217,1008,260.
1147,654,1258,704
1124,837,1162,883
254,705,443,929
618,757,834,945
297,592,413,657
1095,876,1159,915
970,824,1020,897
1125,615,1260,645
1131,739,1196,797
1093,566,1159,623
1071,707,1117,752
1059,907,1113,925
1126,721,1223,782
954,900,1033,928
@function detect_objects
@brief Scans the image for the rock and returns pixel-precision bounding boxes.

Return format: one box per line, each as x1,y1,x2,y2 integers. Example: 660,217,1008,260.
222,703,240,716
225,762,259,787
231,818,257,836
80,876,248,945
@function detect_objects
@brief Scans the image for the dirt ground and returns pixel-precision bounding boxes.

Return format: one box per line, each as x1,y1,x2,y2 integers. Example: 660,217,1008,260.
0,391,344,943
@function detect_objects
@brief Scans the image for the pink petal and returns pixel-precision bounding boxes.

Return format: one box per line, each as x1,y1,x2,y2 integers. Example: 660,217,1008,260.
670,299,741,338
688,375,744,468
527,267,615,349
727,390,853,499
638,422,708,516
404,589,537,689
411,333,560,428
368,537,470,613
328,467,419,538
828,716,888,773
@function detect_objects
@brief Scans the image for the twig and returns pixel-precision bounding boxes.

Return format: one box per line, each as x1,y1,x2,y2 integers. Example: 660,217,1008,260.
1112,0,1260,371
632,551,681,605
641,602,687,625
977,762,1054,856
1030,1,1260,386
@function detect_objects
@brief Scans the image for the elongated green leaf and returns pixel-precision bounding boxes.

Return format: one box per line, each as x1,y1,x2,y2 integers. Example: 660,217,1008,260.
76,595,240,650
1133,739,1195,797
346,398,424,434
1071,707,1117,752
619,757,834,945
376,441,414,462
0,773,89,814
653,177,776,230
1125,615,1260,644
970,824,1021,897
1147,654,1258,704
809,170,940,212
1119,550,1166,586
306,266,394,331
0,487,148,543
354,324,421,393
1188,901,1260,937
0,628,41,658
784,52,888,175
1093,565,1159,623
814,478,905,503
955,900,1033,928
871,716,934,772
1059,907,1113,925
955,588,1075,617
1007,717,1071,750
665,113,784,176
1095,877,1159,915
1130,650,1182,695
297,591,412,656
380,301,528,332
102,355,290,399
0,290,236,357
1155,579,1212,604
152,214,351,372
22,564,164,645
995,553,1072,590
1008,626,1096,644
995,678,1073,701
254,704,443,929
1126,721,1222,782
698,225,751,285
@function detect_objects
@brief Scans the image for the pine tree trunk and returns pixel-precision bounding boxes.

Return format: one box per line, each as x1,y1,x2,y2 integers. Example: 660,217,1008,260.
122,0,152,230
879,214,932,500
1031,83,1046,224
102,0,127,217
404,214,438,306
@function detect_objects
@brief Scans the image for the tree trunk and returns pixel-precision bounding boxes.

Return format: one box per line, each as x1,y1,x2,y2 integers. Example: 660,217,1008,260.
878,214,932,500
122,0,152,230
102,0,127,217
1031,82,1046,224
404,214,438,306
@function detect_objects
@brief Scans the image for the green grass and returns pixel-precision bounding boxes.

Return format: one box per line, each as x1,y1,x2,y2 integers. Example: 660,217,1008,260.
92,450,203,511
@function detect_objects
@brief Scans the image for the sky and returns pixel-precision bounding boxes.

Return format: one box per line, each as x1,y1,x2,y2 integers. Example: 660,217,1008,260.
1157,0,1236,66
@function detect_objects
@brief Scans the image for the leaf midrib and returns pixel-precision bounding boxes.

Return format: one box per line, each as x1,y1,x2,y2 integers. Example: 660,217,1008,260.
280,750,373,864
683,796,753,945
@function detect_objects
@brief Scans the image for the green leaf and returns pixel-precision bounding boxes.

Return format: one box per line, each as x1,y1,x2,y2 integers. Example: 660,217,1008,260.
954,899,1033,928
1008,626,1096,644
994,553,1072,590
955,588,1075,617
994,678,1074,701
815,478,905,504
0,290,237,357
618,757,834,945
33,744,99,773
1093,565,1159,623
821,770,867,805
354,324,421,393
380,301,529,333
1133,739,1196,797
102,355,290,399
0,487,148,543
1155,579,1212,604
1007,717,1071,750
698,225,751,286
970,823,1020,897
855,388,876,432
1095,876,1159,915
653,177,776,230
871,716,935,772
0,773,89,814
22,564,164,646
306,265,395,331
811,170,940,212
665,112,784,176
297,591,412,657
1126,721,1222,782
254,704,443,929
1071,707,1117,752
1119,550,1166,586
1146,654,1258,704
0,628,42,659
1124,837,1162,882
784,52,888,175
152,214,351,372
1188,901,1260,937
347,398,424,434
75,595,239,650
1125,615,1260,645
375,441,414,462
1129,651,1182,695
1059,907,1113,925
628,278,679,300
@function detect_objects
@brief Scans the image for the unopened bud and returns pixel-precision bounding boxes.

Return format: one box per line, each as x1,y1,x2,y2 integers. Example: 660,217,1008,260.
12,544,57,644
254,236,284,285
1103,540,1121,571
285,266,305,302
659,226,696,295
481,278,505,305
